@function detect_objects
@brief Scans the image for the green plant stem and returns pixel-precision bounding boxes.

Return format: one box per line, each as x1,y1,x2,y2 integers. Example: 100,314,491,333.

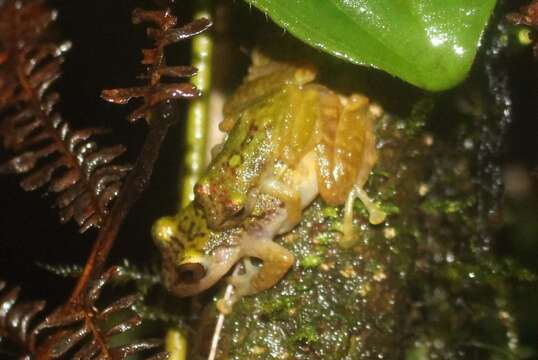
166,2,214,359
181,1,213,208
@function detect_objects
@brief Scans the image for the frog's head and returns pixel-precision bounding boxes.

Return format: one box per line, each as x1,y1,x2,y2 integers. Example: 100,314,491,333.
194,175,250,230
152,204,241,297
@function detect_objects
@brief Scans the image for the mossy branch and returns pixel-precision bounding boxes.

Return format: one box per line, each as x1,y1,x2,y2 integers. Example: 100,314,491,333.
183,18,527,356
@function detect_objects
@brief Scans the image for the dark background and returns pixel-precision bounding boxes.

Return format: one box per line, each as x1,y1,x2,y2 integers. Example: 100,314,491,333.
0,0,537,350
0,0,197,305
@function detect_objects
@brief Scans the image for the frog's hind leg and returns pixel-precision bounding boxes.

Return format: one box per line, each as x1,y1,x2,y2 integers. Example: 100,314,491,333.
341,186,387,248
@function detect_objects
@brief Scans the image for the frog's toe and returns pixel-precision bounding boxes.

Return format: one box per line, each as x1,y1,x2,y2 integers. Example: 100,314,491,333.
216,258,260,314
354,186,386,225
340,186,387,248
216,298,233,315
228,258,260,297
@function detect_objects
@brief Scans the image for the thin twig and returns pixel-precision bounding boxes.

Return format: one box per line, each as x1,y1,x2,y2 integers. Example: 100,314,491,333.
208,265,239,360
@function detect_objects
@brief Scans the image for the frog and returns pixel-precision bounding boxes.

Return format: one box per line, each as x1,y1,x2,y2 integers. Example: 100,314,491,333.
152,203,294,300
194,51,386,245
152,150,320,302
152,52,387,305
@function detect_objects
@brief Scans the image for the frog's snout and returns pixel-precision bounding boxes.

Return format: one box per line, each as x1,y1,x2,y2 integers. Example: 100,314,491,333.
176,262,207,283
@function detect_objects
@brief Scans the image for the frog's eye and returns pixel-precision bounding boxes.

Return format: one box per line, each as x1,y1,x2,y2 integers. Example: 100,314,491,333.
176,263,207,283
227,192,246,213
233,206,246,219
194,179,211,197
225,202,246,222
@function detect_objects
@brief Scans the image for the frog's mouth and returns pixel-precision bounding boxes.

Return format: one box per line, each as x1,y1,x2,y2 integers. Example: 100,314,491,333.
169,246,241,297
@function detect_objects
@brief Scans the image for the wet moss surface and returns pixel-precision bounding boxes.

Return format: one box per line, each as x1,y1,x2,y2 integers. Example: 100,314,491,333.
188,81,526,358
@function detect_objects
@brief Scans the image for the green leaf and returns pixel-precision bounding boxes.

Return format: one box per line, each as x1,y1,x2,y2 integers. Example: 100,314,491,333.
245,0,497,91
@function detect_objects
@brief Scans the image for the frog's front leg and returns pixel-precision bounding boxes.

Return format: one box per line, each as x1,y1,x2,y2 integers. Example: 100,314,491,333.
233,239,294,296
218,239,293,310
259,177,302,230
258,151,320,233
217,239,294,314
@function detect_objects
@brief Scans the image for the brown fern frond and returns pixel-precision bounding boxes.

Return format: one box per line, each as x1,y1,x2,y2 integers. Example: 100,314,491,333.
67,1,211,303
0,0,131,232
0,269,168,359
508,1,538,27
101,7,211,122
0,280,46,357
29,267,167,359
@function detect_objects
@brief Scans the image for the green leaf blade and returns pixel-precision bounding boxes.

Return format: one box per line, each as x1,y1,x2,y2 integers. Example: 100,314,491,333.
245,0,497,91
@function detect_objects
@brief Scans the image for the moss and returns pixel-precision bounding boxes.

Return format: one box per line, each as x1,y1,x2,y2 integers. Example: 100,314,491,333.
299,254,322,269
289,325,319,345
404,96,435,136
187,17,522,358
322,206,339,219
257,295,297,318
328,219,344,234
378,202,401,215
314,232,336,246
420,196,476,215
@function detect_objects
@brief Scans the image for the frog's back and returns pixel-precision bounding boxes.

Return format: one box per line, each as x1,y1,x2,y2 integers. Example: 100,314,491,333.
221,50,317,131
195,54,319,229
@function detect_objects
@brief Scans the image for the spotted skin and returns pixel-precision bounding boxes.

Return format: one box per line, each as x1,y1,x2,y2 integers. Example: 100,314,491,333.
153,53,386,303
194,53,384,232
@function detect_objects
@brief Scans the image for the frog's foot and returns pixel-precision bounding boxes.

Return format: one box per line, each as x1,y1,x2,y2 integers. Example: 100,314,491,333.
341,186,386,247
260,178,302,232
355,187,386,225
